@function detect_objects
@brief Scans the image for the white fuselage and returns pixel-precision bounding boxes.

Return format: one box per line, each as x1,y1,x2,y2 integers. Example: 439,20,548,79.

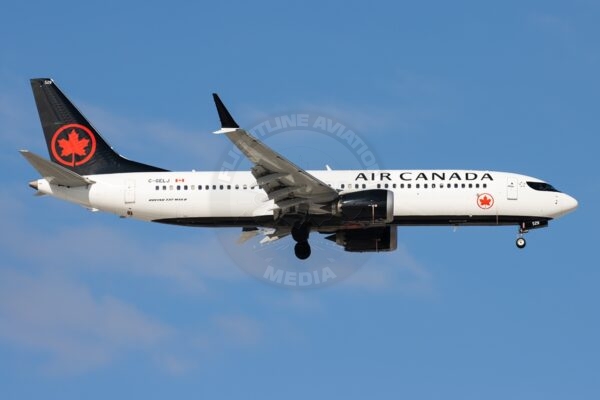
34,169,578,229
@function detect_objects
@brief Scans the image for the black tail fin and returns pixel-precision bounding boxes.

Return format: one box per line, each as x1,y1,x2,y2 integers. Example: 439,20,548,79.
30,78,167,175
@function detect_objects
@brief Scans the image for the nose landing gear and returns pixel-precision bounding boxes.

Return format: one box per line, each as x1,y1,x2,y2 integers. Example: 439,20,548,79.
516,222,528,249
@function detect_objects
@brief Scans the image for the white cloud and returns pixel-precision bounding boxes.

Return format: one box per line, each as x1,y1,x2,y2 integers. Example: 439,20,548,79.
212,314,263,346
0,269,173,374
0,188,245,294
339,244,434,295
154,353,196,376
264,291,324,313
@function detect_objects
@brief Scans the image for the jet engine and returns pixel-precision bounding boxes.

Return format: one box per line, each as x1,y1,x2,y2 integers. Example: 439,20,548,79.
334,189,394,224
326,226,397,252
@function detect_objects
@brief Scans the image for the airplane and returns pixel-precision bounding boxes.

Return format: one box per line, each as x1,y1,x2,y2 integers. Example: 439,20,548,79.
21,78,578,260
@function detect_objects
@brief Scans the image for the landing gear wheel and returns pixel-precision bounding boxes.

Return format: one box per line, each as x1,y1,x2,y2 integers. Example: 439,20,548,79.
294,241,311,260
516,237,526,249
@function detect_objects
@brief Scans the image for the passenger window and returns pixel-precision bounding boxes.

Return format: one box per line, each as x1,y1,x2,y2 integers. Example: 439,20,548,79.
362,184,366,189
341,184,345,189
235,185,239,190
155,185,159,190
227,185,231,190
184,185,188,190
169,185,173,190
468,184,473,188
162,185,166,190
393,183,396,189
212,185,216,190
384,183,389,189
416,184,420,189
243,184,247,190
219,185,224,190
377,184,381,189
177,185,181,190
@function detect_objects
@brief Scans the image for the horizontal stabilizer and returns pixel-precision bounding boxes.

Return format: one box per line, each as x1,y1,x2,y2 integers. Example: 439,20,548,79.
20,150,94,187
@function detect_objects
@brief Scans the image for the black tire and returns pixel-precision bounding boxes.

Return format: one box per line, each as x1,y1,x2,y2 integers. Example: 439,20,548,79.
294,241,311,260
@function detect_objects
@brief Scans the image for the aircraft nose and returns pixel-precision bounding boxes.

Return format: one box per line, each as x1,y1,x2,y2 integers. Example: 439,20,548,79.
561,194,578,215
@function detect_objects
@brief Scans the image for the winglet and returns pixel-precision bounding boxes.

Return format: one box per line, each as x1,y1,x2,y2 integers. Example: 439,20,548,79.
212,93,239,130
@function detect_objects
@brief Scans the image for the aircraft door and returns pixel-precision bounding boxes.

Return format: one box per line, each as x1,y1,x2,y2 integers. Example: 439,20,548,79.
125,179,136,204
507,177,518,200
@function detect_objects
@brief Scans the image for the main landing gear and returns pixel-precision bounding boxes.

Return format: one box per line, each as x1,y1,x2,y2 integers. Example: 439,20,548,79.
292,222,311,260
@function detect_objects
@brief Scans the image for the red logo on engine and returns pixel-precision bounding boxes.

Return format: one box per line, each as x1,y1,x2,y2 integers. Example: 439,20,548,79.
51,124,97,167
477,193,494,209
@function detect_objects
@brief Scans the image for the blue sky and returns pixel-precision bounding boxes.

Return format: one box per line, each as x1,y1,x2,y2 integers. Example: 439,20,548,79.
1,0,599,399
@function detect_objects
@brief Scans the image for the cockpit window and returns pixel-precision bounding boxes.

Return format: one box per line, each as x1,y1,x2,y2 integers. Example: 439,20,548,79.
527,181,560,192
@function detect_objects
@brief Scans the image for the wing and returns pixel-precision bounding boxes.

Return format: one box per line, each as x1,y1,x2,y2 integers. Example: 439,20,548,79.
212,94,339,216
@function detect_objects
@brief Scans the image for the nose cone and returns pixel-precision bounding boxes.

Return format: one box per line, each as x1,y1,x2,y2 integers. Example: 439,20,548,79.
561,194,578,216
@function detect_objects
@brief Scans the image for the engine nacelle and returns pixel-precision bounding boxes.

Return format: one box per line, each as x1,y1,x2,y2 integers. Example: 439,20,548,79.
326,226,397,253
335,189,394,224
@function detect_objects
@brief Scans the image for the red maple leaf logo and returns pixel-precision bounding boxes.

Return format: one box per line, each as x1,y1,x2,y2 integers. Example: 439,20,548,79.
57,129,90,158
51,124,97,167
479,195,492,207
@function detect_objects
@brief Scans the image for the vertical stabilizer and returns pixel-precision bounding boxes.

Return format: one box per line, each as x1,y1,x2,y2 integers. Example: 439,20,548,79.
30,78,166,175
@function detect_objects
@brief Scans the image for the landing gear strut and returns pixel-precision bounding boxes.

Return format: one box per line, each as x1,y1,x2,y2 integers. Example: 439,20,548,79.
516,223,528,249
514,220,549,249
292,223,311,260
